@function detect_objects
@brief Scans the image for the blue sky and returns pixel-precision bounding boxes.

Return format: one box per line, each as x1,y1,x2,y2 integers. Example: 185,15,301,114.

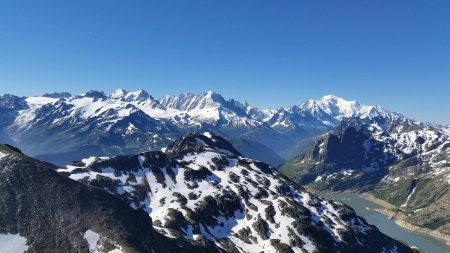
0,0,449,124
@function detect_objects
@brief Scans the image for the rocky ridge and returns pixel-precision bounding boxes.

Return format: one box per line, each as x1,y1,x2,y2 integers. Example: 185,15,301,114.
58,132,417,253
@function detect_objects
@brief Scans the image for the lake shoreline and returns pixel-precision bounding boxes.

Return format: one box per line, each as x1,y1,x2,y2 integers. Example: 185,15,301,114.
311,188,450,252
361,193,450,246
309,187,450,245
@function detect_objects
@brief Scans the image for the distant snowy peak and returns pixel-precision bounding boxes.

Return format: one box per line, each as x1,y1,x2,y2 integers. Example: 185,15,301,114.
160,91,225,111
109,88,128,100
108,89,167,113
301,95,398,121
260,95,404,130
109,88,154,102
83,90,108,100
160,91,260,126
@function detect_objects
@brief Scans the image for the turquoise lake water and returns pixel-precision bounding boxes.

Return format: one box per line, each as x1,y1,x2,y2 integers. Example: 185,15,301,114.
319,192,450,253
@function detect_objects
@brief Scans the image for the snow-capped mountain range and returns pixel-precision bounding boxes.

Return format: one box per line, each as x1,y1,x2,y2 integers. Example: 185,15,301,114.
57,133,416,253
0,89,401,166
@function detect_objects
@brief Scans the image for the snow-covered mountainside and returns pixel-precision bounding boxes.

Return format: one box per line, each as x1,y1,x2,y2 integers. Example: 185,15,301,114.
280,116,449,188
58,133,416,253
0,144,213,253
0,90,398,166
160,91,261,127
280,116,450,236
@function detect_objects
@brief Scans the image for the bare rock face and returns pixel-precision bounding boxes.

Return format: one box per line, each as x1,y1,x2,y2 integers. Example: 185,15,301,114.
60,132,417,253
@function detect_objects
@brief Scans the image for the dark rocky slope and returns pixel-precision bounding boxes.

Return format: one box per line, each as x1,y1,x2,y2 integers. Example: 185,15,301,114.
0,144,215,253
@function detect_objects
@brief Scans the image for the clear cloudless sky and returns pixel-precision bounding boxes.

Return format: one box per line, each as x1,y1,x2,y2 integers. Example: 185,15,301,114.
0,0,449,124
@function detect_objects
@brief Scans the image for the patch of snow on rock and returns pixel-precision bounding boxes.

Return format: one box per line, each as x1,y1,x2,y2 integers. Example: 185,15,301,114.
84,230,100,252
0,151,7,160
0,233,29,253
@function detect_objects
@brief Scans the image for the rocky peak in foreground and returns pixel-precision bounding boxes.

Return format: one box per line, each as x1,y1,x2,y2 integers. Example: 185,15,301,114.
59,132,418,253
0,144,214,253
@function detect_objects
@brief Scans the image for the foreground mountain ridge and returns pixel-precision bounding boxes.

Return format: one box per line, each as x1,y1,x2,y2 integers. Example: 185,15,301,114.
0,144,215,253
58,132,417,253
0,89,401,166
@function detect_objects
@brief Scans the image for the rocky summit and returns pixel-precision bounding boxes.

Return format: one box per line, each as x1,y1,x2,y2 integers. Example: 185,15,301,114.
58,132,417,253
